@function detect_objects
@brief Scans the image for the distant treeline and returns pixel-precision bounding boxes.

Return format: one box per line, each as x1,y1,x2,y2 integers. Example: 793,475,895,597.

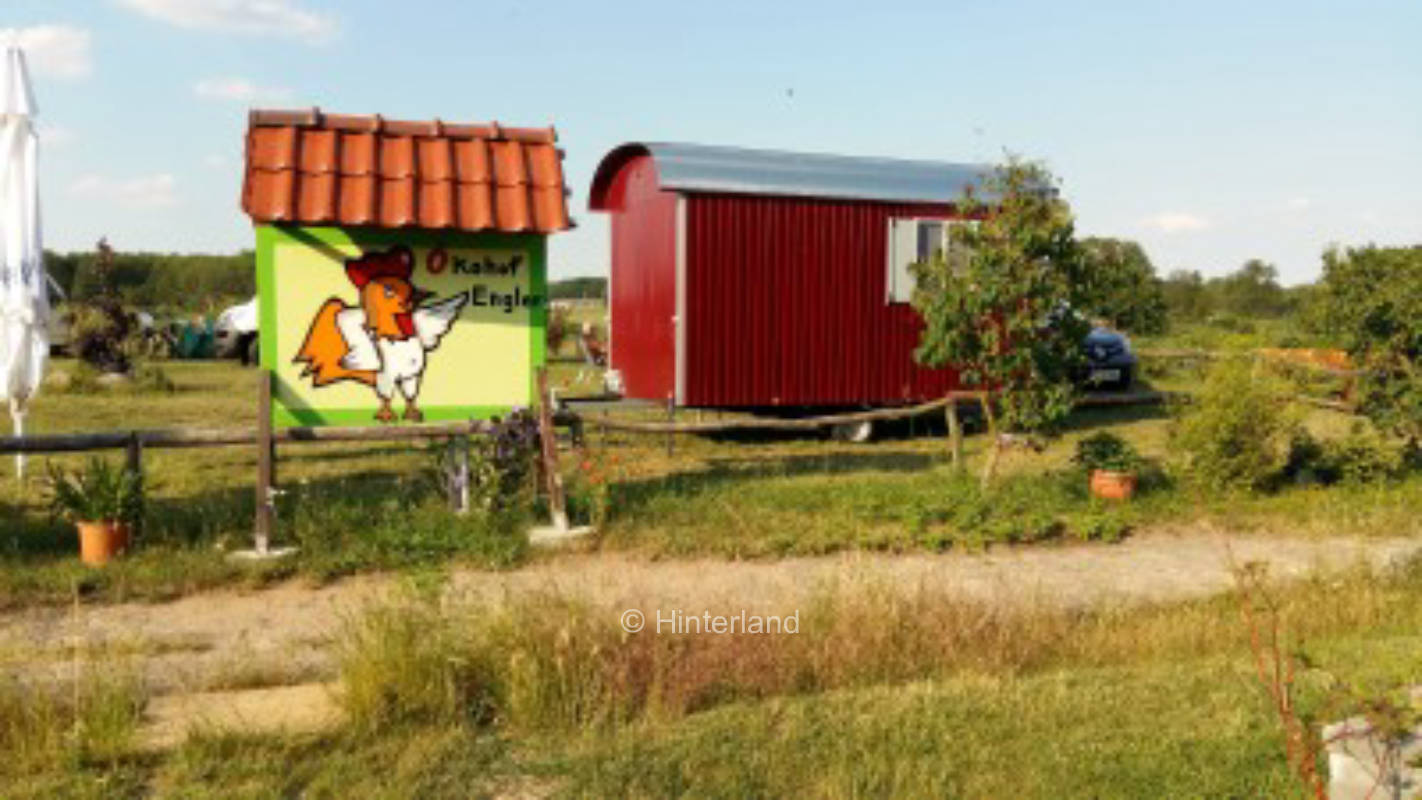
44,248,605,312
1160,259,1310,322
45,249,254,313
1078,237,1325,338
549,276,606,301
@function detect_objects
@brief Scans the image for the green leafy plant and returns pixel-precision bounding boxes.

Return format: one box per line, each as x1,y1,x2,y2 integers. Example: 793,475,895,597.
1077,237,1168,335
1284,424,1404,486
1073,432,1140,474
1314,245,1422,447
1171,361,1301,493
911,158,1090,440
45,458,142,524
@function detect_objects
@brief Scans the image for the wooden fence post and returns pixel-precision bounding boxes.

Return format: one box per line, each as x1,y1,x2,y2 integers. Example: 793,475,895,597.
254,369,275,554
978,392,1001,489
945,398,963,468
124,431,143,540
451,432,470,515
537,368,569,532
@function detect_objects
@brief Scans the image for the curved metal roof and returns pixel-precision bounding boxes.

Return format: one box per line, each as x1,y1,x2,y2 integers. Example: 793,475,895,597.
589,142,995,209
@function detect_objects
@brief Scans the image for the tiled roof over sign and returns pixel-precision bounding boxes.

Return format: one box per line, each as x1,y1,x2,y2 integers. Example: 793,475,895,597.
241,108,571,234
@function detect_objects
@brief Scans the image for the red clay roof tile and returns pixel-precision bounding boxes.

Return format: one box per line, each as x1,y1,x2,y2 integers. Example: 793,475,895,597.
455,183,493,230
416,138,453,181
452,139,491,183
242,108,571,235
297,173,336,222
339,132,376,175
297,129,338,173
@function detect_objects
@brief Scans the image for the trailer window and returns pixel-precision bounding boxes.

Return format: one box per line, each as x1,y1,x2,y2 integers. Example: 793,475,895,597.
886,218,972,304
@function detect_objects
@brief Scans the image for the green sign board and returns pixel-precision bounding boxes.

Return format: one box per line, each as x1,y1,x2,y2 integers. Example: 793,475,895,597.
256,225,546,428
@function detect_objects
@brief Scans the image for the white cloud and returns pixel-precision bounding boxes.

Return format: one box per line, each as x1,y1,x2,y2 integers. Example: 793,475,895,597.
117,0,338,42
203,153,229,169
0,25,93,79
70,173,178,208
194,77,292,103
1141,212,1210,233
38,123,77,148
1285,196,1312,211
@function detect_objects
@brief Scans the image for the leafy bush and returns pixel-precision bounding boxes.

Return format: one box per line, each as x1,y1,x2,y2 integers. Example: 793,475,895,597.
1170,361,1301,492
69,301,135,374
1314,245,1422,446
1073,432,1141,473
1284,424,1404,486
45,458,143,525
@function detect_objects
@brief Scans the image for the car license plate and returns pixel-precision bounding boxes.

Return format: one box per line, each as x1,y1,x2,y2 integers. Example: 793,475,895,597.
1090,369,1120,384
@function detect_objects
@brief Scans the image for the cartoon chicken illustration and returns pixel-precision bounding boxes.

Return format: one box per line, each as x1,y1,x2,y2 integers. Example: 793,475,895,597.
294,245,467,423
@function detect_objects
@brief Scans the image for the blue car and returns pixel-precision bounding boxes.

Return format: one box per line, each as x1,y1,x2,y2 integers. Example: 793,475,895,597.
1082,327,1137,390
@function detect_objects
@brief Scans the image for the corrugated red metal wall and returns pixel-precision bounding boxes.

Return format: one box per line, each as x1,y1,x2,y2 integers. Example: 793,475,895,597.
683,193,962,408
605,154,677,402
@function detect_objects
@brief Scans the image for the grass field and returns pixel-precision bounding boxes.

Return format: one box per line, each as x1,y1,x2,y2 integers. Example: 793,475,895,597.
1,356,1418,608
4,555,1418,798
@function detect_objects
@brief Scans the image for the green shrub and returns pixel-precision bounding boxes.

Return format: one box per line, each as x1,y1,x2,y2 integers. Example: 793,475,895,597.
1170,361,1301,492
1285,424,1404,486
1315,245,1422,446
1073,432,1141,473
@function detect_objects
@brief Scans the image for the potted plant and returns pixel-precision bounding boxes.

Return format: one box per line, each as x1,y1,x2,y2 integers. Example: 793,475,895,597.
1074,432,1141,500
46,458,142,565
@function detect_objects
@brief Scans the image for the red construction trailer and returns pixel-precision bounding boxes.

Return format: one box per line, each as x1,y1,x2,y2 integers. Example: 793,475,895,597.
589,142,992,427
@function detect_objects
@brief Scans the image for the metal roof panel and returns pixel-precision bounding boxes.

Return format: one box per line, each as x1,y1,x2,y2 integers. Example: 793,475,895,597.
641,142,995,204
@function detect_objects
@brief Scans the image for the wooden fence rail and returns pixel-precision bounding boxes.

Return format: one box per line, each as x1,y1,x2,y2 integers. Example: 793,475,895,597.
589,390,1170,435
0,392,1174,455
0,419,496,455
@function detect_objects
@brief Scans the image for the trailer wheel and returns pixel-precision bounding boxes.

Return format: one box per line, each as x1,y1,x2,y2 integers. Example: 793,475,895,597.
831,419,875,443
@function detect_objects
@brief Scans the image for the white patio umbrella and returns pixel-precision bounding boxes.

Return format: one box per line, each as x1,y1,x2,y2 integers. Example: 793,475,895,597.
0,43,48,479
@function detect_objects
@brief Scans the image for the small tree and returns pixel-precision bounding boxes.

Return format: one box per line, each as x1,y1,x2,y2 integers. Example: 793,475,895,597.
1161,269,1210,322
1211,259,1292,318
1077,237,1167,334
1315,244,1422,448
911,159,1090,479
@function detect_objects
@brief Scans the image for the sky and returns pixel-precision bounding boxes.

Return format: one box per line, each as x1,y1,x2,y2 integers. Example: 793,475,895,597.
5,0,1420,285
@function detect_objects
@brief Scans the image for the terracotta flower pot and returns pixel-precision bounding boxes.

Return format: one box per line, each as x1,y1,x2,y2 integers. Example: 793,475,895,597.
1089,470,1137,501
75,520,130,566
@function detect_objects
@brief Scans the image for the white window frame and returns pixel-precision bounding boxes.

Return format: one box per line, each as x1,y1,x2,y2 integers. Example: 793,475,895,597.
886,217,974,305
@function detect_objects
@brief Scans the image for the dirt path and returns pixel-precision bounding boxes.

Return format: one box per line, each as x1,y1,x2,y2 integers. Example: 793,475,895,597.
2,529,1417,700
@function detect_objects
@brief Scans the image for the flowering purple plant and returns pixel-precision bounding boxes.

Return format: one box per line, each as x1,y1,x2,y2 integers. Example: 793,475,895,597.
487,408,541,497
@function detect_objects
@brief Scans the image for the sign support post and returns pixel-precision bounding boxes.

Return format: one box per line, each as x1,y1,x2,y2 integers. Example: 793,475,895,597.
232,368,295,561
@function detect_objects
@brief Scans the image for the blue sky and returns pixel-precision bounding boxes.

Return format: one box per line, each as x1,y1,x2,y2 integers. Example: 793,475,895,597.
6,0,1420,284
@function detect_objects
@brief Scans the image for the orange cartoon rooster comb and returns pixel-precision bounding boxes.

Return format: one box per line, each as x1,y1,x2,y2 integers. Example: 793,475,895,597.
345,245,414,288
